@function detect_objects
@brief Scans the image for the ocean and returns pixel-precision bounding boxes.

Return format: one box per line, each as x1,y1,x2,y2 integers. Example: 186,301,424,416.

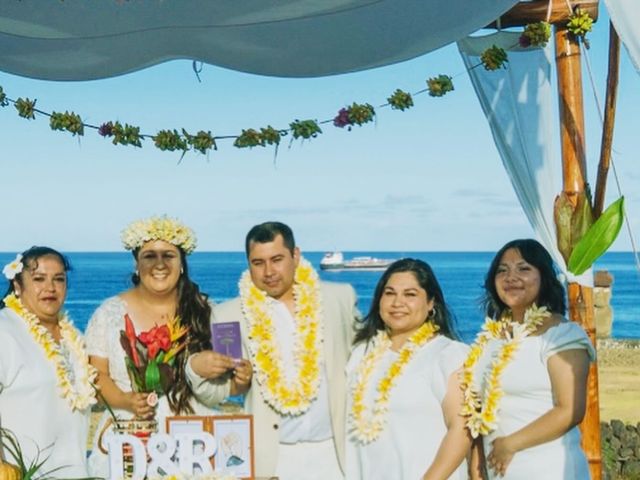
1,251,638,342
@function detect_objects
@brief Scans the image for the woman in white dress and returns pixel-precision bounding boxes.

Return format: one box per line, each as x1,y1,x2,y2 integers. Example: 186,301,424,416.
463,239,594,479
0,247,95,478
346,258,471,480
85,216,252,477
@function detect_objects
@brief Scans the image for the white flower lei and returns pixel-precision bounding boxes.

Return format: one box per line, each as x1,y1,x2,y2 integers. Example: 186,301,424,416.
239,257,323,416
4,293,97,411
121,215,197,254
349,321,439,444
460,304,549,438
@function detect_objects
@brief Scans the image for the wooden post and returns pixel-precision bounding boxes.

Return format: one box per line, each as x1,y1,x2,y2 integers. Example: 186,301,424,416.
554,22,602,480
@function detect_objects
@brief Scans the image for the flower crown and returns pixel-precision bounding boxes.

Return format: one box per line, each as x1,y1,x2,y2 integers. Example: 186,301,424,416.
2,254,24,280
121,216,197,254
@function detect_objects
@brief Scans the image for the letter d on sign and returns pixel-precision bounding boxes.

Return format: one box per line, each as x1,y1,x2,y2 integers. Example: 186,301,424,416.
105,433,147,480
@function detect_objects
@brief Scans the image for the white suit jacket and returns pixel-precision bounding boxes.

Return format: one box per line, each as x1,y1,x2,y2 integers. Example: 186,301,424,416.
187,281,358,477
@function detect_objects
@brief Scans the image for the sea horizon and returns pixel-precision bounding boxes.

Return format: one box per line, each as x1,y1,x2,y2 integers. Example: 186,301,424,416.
1,251,637,342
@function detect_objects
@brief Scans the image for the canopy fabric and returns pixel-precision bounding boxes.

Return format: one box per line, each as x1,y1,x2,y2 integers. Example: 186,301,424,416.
0,0,518,80
605,0,640,73
457,32,592,286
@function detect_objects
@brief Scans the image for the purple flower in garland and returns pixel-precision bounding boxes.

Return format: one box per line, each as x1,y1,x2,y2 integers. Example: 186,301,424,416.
98,122,114,137
519,34,532,48
333,108,351,128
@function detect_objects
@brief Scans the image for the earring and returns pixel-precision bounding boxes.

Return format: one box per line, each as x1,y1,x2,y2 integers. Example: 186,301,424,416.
134,269,139,277
428,307,436,319
180,267,184,275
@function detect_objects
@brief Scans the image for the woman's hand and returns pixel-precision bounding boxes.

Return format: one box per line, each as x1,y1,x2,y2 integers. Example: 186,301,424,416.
125,391,156,418
190,351,236,379
230,359,253,395
487,436,517,477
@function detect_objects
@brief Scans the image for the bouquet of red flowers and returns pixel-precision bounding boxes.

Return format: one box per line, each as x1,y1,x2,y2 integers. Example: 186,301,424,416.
120,314,189,396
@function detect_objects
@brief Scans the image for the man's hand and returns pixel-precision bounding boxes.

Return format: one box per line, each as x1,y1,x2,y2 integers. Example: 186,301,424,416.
231,359,253,395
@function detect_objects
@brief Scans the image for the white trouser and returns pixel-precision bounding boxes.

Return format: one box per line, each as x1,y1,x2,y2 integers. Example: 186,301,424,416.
275,438,344,480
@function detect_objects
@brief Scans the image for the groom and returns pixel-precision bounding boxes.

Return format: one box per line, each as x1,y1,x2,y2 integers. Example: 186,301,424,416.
187,221,359,480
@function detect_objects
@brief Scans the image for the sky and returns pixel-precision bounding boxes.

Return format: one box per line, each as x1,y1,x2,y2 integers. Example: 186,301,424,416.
0,8,638,253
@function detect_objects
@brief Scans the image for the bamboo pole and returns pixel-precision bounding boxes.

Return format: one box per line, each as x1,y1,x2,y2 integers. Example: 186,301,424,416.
487,0,598,28
593,23,620,218
554,23,602,480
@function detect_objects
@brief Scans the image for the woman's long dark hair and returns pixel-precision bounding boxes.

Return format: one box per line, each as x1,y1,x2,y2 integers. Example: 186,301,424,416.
354,258,458,345
483,239,566,319
132,248,212,414
1,246,71,308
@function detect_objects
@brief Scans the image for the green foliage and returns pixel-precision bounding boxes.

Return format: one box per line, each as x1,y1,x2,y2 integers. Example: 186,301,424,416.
49,111,84,136
153,129,188,152
183,129,216,154
521,21,551,48
568,197,625,275
567,8,594,39
110,121,142,147
481,45,509,71
347,102,375,126
427,75,454,97
260,126,282,146
14,97,36,120
289,119,322,140
234,128,263,148
387,89,414,111
0,427,63,480
0,87,8,107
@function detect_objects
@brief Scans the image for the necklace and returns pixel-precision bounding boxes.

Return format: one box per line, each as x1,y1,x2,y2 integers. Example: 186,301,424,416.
239,257,323,415
4,293,97,411
460,304,549,438
349,321,439,444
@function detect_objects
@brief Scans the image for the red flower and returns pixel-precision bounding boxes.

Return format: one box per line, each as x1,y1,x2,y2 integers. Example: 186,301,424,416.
138,325,172,360
124,314,141,367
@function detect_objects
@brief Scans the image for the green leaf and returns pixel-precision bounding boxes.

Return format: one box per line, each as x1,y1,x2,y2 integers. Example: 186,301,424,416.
145,358,162,393
568,197,625,275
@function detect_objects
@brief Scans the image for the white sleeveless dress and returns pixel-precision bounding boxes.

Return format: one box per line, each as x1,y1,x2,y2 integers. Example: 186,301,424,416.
471,322,595,479
346,335,469,480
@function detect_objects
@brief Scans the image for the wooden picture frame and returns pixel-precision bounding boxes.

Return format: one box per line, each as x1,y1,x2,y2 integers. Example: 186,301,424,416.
210,414,255,480
165,415,211,435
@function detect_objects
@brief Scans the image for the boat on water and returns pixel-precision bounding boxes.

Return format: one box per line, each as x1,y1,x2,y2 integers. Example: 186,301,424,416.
320,251,395,271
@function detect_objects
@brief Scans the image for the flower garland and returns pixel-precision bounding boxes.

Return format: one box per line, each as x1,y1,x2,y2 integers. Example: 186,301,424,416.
460,305,550,438
239,257,323,416
4,293,97,411
121,215,197,254
349,321,440,444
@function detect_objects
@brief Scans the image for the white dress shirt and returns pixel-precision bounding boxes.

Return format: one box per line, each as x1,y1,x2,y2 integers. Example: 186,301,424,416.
270,301,333,443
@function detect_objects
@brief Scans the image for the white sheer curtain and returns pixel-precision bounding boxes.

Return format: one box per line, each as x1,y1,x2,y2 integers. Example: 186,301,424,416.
605,0,640,73
0,0,518,80
457,32,592,286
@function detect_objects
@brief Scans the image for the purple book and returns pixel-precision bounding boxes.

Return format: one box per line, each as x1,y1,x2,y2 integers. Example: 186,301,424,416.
211,321,242,360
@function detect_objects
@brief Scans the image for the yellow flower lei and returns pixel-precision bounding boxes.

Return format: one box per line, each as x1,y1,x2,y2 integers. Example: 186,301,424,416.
239,257,322,415
4,293,97,411
460,304,549,438
349,321,440,444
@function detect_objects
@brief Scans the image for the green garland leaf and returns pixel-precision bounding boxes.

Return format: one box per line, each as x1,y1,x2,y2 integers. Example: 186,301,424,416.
0,86,8,107
347,102,375,126
567,8,593,39
110,121,143,147
154,129,188,152
260,125,282,146
14,97,36,120
568,197,625,275
481,45,509,71
427,75,454,97
289,119,322,140
49,111,84,136
520,21,551,48
387,89,414,111
183,129,216,154
234,128,263,148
